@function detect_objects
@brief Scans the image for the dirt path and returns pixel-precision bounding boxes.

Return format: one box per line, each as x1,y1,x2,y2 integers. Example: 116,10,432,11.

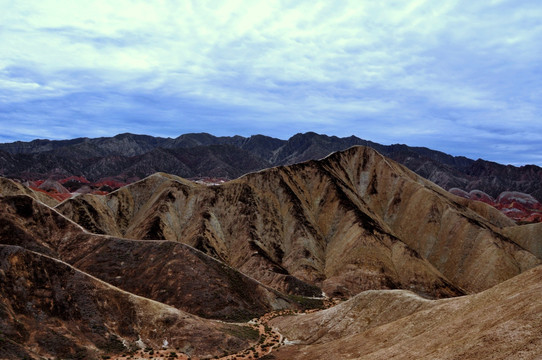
111,298,340,360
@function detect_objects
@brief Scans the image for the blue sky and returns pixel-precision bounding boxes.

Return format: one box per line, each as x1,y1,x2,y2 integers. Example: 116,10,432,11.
1,0,541,165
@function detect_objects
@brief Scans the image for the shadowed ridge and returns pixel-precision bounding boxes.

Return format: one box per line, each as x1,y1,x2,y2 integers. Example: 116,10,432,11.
0,194,85,257
0,244,254,359
0,194,299,322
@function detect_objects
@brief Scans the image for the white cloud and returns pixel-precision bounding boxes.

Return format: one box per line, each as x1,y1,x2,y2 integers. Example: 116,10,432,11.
0,0,541,164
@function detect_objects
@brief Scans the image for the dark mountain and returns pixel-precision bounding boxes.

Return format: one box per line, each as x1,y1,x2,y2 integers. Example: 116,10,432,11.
1,132,542,204
0,244,255,359
0,192,299,321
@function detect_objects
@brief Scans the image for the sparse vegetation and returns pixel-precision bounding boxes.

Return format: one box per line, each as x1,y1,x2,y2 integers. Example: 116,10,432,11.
287,294,325,310
223,324,260,341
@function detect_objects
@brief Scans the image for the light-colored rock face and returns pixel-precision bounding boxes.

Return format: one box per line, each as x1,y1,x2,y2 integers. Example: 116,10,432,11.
57,146,539,298
271,264,542,360
503,222,542,260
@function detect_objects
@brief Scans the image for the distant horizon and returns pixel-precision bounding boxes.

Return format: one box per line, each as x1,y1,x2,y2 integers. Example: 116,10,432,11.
0,130,538,168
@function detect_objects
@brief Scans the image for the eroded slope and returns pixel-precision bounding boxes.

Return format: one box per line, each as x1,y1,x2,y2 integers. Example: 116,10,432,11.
58,146,539,297
0,245,255,359
0,194,296,321
271,263,542,359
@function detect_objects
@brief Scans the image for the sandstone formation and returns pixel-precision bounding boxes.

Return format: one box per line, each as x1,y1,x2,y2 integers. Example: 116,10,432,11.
57,146,539,297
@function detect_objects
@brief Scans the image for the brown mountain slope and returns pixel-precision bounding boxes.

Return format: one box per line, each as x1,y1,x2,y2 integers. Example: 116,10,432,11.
0,244,255,360
270,289,438,345
60,236,295,321
271,263,542,360
57,166,464,300
503,222,542,260
0,194,297,321
0,194,84,257
319,146,538,292
57,146,539,298
0,177,59,207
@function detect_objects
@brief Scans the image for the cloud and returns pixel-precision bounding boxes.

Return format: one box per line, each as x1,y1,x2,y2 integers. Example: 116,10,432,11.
0,0,541,165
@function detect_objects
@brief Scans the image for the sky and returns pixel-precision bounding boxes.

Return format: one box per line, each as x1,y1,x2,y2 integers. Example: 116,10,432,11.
0,0,541,165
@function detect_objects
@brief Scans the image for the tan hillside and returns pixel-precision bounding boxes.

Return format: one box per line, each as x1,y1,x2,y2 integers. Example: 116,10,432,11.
0,177,59,207
57,146,538,297
503,222,542,259
269,289,438,345
271,263,542,360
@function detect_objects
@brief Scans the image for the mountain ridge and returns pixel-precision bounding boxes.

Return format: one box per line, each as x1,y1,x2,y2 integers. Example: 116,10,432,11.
2,132,541,209
54,146,539,297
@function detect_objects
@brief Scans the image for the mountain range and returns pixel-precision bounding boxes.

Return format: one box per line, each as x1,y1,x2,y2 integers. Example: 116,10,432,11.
2,132,541,223
1,143,542,359
0,132,541,199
